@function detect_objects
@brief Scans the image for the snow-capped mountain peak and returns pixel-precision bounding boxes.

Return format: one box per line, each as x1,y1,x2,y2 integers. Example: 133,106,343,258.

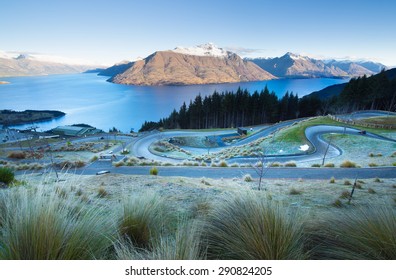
285,52,308,61
172,43,229,57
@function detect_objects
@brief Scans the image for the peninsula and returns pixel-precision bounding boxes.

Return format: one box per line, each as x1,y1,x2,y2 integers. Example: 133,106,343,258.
0,109,65,126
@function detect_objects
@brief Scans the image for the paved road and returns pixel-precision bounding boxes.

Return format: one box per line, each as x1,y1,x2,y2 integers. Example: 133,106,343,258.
51,164,396,179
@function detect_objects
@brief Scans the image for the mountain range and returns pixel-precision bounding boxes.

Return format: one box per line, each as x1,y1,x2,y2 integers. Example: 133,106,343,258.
0,45,388,84
0,51,98,77
246,53,387,79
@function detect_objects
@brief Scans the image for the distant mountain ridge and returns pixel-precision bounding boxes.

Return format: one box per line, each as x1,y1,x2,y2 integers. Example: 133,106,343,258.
105,44,275,86
246,53,386,79
0,51,100,77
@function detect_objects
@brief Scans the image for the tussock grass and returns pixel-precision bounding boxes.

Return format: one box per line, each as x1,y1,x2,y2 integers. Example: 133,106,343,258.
204,191,307,260
368,188,376,194
118,193,170,249
149,167,158,176
114,219,204,260
344,180,352,186
285,161,297,167
339,191,350,199
218,160,228,168
329,177,336,184
306,205,396,259
97,186,109,198
0,186,115,259
289,188,302,195
7,151,26,159
269,162,282,167
340,160,357,168
332,199,343,208
311,164,321,168
243,174,253,182
374,177,382,183
324,163,335,168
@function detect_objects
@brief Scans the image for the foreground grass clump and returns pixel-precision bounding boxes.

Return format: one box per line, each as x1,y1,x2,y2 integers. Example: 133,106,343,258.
306,205,396,259
115,219,204,260
0,167,15,185
118,193,170,249
0,186,115,259
204,191,307,260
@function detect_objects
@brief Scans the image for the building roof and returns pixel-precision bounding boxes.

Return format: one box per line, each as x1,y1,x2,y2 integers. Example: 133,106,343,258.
52,126,93,136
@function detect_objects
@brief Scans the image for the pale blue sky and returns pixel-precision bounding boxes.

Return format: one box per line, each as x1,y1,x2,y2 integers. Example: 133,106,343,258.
1,0,395,66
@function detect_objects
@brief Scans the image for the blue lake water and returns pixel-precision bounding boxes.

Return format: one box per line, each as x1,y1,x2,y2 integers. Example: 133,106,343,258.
0,73,347,132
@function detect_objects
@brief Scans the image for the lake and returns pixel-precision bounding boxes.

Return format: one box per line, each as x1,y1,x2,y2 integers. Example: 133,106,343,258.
0,73,347,132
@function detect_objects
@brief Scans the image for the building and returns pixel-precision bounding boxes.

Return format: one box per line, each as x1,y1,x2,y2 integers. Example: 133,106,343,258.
52,125,102,137
237,127,248,136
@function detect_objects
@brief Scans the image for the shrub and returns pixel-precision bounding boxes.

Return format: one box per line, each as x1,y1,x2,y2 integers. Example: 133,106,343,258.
332,199,343,208
0,186,115,259
344,180,352,186
368,188,376,194
289,188,302,195
7,151,26,159
285,161,297,167
204,191,307,259
149,167,158,176
243,174,253,182
118,193,170,249
340,160,356,168
311,164,321,168
0,167,14,185
97,186,108,198
90,156,98,162
218,160,228,168
269,162,282,167
339,191,350,199
113,161,124,167
200,178,211,186
374,177,382,183
306,205,396,259
329,177,336,184
368,163,378,167
324,163,335,168
230,163,239,168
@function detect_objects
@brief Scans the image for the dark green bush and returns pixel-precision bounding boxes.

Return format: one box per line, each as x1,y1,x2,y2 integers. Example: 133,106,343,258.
0,167,14,185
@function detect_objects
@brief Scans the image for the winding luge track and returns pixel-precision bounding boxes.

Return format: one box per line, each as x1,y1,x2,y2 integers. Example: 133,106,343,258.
77,111,396,179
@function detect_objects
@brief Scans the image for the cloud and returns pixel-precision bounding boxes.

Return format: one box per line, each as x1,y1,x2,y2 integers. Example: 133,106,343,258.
223,46,268,57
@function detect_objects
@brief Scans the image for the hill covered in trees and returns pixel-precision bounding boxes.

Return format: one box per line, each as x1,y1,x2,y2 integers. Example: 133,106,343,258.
306,68,396,113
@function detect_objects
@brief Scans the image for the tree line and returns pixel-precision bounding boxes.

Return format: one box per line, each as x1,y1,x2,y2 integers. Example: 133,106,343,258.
140,87,315,131
334,70,396,112
139,69,396,131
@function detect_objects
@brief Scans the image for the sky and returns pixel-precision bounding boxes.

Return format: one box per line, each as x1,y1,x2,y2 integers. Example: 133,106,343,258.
1,0,396,66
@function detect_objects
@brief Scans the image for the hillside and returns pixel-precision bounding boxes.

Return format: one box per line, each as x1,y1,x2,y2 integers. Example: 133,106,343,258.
247,53,386,79
108,44,275,86
98,61,134,77
308,68,396,100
